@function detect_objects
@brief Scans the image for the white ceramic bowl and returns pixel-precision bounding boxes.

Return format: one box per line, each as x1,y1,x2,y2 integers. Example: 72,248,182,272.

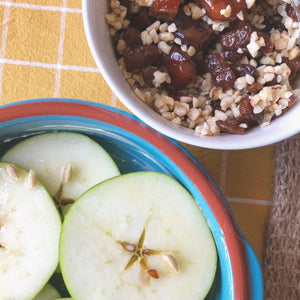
82,0,300,150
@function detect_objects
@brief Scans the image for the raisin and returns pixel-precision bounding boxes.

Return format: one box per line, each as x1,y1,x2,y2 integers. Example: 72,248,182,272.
216,119,245,134
196,0,246,21
288,94,297,107
239,96,263,125
257,32,273,56
286,4,298,22
211,99,221,111
130,8,154,31
233,64,258,78
119,0,131,8
122,27,142,47
288,55,300,75
221,24,253,50
142,66,157,86
174,11,212,50
203,53,236,89
264,15,285,33
224,50,245,62
246,82,264,93
161,46,196,89
213,66,236,89
124,45,161,71
150,0,181,21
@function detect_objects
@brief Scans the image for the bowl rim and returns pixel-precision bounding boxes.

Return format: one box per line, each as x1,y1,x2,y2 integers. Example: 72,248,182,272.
0,98,263,299
81,0,300,150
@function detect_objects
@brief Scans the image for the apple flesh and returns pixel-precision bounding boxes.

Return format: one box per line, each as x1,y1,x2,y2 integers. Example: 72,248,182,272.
1,132,120,216
0,163,61,300
34,283,61,300
60,171,217,299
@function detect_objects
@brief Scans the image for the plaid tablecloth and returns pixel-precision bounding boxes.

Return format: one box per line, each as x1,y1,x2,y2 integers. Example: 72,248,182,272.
0,0,275,263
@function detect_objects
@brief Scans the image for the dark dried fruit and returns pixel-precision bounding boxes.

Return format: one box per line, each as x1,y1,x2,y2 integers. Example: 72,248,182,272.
142,65,157,86
122,27,142,47
130,8,154,31
150,0,181,21
204,53,236,89
288,94,297,107
264,15,285,33
239,96,262,125
224,50,245,62
196,0,246,21
257,32,273,56
119,0,131,8
246,82,264,93
233,64,258,78
286,4,298,22
161,46,196,89
175,11,212,50
288,55,300,74
216,119,245,134
221,24,253,50
124,45,160,71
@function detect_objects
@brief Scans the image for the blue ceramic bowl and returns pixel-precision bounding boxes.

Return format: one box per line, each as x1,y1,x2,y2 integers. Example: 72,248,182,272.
0,99,263,299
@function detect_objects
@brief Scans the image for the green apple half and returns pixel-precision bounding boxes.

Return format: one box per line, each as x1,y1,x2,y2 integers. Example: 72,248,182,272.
34,283,61,300
0,163,61,300
60,171,217,300
1,132,120,216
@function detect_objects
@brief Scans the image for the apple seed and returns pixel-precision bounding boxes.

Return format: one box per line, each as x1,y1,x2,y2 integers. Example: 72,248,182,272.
6,165,19,181
146,269,160,279
162,254,179,272
63,163,72,184
27,169,37,189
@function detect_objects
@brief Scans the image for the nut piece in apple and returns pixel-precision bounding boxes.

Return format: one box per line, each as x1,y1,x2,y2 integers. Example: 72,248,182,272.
0,163,61,300
60,171,217,300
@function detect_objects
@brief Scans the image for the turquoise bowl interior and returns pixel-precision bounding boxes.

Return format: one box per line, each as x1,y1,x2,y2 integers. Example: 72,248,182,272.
0,99,263,299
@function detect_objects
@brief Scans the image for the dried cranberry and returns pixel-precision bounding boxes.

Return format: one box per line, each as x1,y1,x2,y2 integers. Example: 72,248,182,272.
161,46,196,89
233,64,258,78
124,45,161,71
122,27,142,47
221,24,253,50
130,8,154,31
246,82,264,93
175,11,212,50
216,119,245,134
196,0,246,21
142,66,157,86
286,4,298,22
239,96,263,125
224,50,245,62
150,0,181,21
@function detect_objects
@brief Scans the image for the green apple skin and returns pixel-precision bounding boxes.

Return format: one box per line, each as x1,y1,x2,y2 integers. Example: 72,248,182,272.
60,171,217,300
0,163,61,300
34,283,61,300
1,132,120,212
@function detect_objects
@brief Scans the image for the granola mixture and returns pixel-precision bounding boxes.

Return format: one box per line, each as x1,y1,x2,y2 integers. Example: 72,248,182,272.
105,0,300,135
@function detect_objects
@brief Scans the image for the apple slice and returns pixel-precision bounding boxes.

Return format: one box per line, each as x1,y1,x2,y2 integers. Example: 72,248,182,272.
0,163,61,300
60,171,217,299
1,132,120,216
34,283,61,300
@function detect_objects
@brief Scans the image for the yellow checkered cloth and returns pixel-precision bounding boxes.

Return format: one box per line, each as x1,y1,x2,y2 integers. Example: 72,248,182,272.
0,0,274,261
